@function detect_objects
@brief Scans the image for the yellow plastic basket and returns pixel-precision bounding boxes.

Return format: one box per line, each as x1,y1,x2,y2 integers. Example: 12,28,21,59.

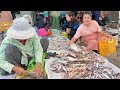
98,37,116,57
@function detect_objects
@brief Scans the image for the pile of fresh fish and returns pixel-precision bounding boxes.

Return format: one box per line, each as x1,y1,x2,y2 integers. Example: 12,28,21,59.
47,29,71,51
50,60,67,73
49,56,120,79
48,44,120,79
46,29,120,79
48,36,70,51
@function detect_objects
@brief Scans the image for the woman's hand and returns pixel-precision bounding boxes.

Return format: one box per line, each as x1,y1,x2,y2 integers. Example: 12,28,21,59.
64,41,71,45
66,28,71,34
64,37,77,46
35,62,42,78
99,31,112,39
104,33,112,39
12,66,25,75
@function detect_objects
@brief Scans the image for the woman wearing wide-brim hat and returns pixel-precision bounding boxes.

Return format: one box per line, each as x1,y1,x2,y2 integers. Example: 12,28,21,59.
0,17,43,77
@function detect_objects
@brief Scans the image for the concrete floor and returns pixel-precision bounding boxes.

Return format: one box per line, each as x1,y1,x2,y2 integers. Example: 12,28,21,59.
105,56,120,68
105,45,120,68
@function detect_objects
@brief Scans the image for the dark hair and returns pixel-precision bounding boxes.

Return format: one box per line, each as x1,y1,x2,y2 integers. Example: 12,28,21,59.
66,11,75,17
83,11,92,17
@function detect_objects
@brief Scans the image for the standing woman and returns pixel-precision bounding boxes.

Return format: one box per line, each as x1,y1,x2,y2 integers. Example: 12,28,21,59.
43,11,49,24
66,11,111,52
50,11,60,29
0,11,13,38
0,11,13,23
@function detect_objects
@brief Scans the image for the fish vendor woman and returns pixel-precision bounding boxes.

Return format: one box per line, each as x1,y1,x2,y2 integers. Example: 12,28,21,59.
65,11,80,40
66,11,111,53
0,17,43,77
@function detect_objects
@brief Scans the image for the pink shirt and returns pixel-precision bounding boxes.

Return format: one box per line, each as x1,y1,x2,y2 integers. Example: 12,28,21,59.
74,20,102,39
74,20,102,50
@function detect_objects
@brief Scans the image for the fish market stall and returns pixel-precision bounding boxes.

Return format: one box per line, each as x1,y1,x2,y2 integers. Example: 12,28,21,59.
0,29,120,79
45,29,120,79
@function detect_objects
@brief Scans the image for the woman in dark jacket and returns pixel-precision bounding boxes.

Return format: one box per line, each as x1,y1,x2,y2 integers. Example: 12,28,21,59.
65,11,80,40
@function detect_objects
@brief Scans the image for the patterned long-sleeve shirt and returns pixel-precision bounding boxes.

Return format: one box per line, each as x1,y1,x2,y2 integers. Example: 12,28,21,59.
0,34,43,73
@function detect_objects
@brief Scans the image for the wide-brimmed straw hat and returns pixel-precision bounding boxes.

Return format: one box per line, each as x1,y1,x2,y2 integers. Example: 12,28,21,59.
7,17,36,39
